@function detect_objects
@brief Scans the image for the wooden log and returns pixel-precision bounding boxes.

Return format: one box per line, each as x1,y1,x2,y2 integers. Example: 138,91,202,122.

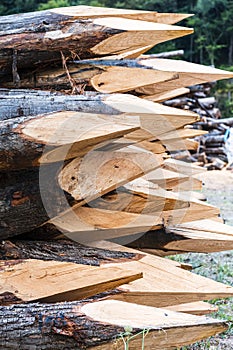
0,12,193,74
144,87,190,102
0,167,67,239
165,301,218,316
128,223,233,253
0,300,226,350
0,259,142,304
89,240,233,307
0,147,162,239
135,59,233,96
0,239,138,265
0,111,139,171
0,62,178,93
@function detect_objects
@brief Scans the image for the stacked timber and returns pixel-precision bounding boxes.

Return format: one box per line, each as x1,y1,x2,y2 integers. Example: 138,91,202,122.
161,83,232,169
1,5,233,350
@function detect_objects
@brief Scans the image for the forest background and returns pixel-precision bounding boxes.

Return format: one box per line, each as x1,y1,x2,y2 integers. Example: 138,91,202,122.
1,0,233,115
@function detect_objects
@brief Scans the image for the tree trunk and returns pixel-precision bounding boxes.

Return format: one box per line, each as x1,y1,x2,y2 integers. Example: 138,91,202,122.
0,110,138,171
0,167,66,239
0,89,119,122
0,299,226,350
0,239,137,265
0,10,193,75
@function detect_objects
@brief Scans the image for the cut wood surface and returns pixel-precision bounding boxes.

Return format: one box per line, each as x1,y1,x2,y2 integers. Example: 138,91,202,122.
175,219,233,235
0,300,226,350
163,158,206,176
89,241,233,307
164,301,218,316
58,146,163,203
44,207,162,243
0,13,193,74
0,259,142,304
136,59,233,95
164,226,233,253
2,63,178,93
128,222,233,254
144,168,202,191
0,111,139,170
145,87,190,102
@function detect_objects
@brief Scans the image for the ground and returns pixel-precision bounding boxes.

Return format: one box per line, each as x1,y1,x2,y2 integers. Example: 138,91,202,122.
171,169,233,350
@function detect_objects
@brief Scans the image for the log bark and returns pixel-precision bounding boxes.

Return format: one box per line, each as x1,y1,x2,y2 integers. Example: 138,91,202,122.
0,10,193,74
0,239,137,265
0,89,119,122
0,300,226,350
0,167,67,239
0,110,138,170
0,61,178,93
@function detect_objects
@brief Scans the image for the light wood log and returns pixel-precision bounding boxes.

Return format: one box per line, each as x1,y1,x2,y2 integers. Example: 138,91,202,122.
145,87,190,102
0,300,226,350
1,62,178,93
89,241,233,307
136,59,233,96
164,301,218,316
0,111,139,170
0,13,193,74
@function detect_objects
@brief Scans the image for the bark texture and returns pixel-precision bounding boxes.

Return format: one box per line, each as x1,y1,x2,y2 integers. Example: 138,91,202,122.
0,300,125,349
0,239,137,266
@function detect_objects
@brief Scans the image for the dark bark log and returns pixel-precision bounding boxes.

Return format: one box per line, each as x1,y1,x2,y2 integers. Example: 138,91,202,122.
0,10,192,76
201,135,225,144
0,300,125,349
0,166,67,239
0,239,137,265
204,147,226,155
0,111,137,171
128,228,186,250
0,89,119,122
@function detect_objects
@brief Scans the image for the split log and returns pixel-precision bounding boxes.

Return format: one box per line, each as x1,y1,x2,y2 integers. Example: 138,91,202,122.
144,87,190,102
0,259,142,304
165,301,218,316
0,111,140,170
0,11,193,74
0,147,162,239
128,224,233,253
135,59,233,96
0,62,178,93
0,300,226,350
44,207,163,244
89,240,233,307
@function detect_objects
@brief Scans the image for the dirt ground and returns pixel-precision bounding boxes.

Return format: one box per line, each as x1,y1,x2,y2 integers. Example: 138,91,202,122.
177,169,233,349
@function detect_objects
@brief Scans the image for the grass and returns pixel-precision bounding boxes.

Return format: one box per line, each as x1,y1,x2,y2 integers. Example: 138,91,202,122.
169,251,233,349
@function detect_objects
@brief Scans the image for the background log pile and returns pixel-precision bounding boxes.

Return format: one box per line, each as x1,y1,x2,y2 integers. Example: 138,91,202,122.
163,83,232,169
1,5,233,349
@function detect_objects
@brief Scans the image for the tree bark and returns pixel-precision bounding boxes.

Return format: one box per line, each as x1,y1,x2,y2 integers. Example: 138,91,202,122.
0,110,138,171
0,167,67,239
0,300,124,349
0,239,137,265
0,10,193,75
0,89,119,122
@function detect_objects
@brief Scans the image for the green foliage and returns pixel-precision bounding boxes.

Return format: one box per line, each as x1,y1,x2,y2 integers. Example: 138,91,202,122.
37,0,70,10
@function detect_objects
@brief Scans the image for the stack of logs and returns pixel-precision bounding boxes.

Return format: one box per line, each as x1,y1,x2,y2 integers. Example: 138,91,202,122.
162,83,233,169
1,5,233,350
